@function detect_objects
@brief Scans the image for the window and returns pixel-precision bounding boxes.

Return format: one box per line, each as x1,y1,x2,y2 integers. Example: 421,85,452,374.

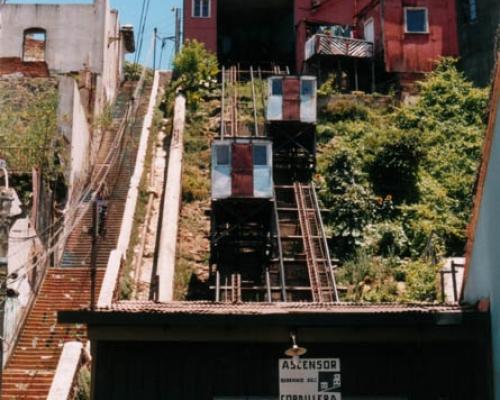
271,79,283,96
468,0,478,22
404,8,429,33
193,0,210,18
364,18,374,43
301,80,314,97
23,28,47,62
216,145,230,165
253,145,267,166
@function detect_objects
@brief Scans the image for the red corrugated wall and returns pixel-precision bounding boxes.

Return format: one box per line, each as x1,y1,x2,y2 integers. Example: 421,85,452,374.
383,0,458,73
183,0,218,54
354,1,384,52
357,0,458,73
182,0,458,76
295,0,355,72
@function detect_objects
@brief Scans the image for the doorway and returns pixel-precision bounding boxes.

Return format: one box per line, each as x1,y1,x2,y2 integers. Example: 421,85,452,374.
217,0,295,68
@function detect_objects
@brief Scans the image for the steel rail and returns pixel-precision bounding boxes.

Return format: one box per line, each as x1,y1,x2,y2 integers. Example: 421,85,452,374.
311,182,339,302
273,186,288,302
250,66,259,137
220,66,226,140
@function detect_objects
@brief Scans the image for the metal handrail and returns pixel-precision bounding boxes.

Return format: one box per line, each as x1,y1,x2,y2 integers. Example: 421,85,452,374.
314,33,374,46
272,185,287,302
311,182,339,302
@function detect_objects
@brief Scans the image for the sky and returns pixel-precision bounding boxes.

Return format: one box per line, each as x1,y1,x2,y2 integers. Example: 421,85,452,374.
8,0,183,69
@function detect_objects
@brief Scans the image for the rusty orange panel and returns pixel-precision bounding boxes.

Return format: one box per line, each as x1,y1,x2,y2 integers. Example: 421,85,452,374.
231,143,253,197
283,78,300,121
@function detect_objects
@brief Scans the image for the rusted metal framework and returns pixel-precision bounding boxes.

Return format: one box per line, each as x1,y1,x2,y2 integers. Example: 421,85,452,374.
211,65,276,302
210,67,338,303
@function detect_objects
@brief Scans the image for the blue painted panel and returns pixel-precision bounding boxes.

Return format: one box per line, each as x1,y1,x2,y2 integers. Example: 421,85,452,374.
300,77,317,123
267,77,283,121
266,76,317,122
253,142,272,198
211,140,273,200
254,166,272,198
212,143,232,199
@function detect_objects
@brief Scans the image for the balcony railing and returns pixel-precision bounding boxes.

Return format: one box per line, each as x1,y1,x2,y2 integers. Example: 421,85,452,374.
305,34,374,61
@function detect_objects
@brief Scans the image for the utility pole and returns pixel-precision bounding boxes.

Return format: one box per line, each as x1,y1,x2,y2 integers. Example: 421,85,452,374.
174,7,181,56
89,198,98,311
153,27,158,72
0,161,13,395
89,193,107,310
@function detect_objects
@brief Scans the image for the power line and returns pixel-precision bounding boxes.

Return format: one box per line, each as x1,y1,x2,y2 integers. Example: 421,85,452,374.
133,0,148,65
6,35,157,289
134,0,152,66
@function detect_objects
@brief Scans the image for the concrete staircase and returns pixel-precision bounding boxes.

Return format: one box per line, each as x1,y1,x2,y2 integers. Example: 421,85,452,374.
1,268,104,399
1,80,153,399
61,81,143,269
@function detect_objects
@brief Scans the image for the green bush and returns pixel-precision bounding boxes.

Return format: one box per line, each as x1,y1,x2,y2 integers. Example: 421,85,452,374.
338,250,400,302
402,260,439,302
74,366,91,400
322,100,370,123
171,40,219,109
318,59,488,301
318,59,487,261
123,61,142,81
363,222,409,257
367,129,424,203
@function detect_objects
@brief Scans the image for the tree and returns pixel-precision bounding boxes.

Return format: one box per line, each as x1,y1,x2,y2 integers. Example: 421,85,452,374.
171,40,219,108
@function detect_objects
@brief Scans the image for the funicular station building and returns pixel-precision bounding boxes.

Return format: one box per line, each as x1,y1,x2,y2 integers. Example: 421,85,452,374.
58,1,493,399
62,71,493,399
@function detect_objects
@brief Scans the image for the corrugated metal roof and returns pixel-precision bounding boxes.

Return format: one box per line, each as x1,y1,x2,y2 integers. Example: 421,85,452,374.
93,301,471,315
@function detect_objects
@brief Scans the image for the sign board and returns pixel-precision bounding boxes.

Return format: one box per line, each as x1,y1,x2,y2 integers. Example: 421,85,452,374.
279,358,341,400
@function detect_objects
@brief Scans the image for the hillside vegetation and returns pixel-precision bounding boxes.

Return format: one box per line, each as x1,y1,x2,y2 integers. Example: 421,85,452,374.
168,42,488,303
316,59,489,301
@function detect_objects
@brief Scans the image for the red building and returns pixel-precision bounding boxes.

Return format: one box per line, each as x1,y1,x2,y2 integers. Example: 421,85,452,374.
184,0,459,92
352,0,459,92
183,0,353,70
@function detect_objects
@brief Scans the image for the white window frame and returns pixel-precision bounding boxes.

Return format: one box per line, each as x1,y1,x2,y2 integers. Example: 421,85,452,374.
363,17,375,43
192,0,211,18
404,7,429,34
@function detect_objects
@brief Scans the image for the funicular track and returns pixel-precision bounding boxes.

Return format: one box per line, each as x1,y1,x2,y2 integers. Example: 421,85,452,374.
212,66,338,303
220,65,290,139
294,182,337,302
271,183,338,302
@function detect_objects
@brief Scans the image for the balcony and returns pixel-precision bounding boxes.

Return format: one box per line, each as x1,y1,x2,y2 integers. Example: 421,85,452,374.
305,34,374,61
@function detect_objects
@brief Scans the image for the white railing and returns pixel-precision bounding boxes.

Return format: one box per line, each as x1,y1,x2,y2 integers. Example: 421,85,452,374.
47,341,86,400
305,34,374,61
156,94,186,302
97,69,161,308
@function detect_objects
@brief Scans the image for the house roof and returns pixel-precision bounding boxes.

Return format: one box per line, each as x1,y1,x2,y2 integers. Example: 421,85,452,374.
462,53,500,300
86,300,467,314
59,300,484,327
